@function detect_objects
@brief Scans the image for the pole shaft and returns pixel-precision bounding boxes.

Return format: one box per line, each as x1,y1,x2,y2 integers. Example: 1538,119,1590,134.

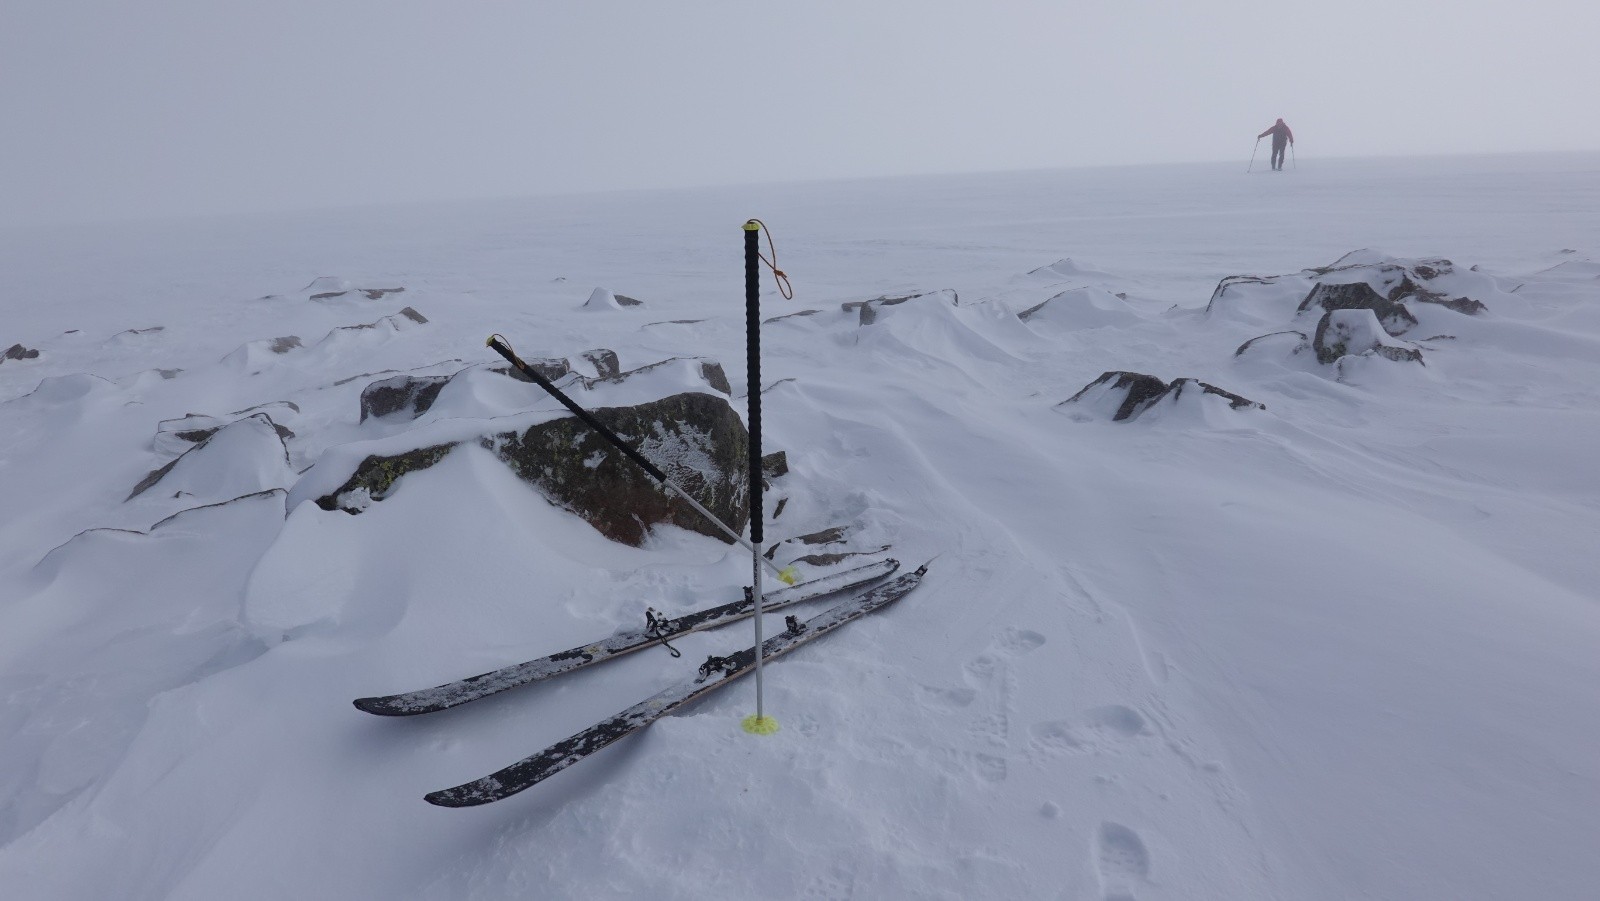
744,221,766,720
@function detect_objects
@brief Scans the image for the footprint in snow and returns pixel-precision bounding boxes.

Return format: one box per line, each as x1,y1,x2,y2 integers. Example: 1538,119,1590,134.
963,627,1047,684
1085,704,1149,738
994,626,1047,657
1028,704,1150,757
1095,821,1151,900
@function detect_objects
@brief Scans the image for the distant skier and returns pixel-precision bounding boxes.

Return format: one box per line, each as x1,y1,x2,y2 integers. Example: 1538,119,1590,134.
1258,118,1294,171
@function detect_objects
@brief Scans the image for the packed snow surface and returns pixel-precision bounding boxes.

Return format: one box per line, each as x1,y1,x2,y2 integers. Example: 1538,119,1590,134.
2,153,1598,900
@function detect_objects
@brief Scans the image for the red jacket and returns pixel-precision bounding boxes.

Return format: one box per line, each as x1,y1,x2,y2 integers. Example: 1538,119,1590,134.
1259,121,1294,145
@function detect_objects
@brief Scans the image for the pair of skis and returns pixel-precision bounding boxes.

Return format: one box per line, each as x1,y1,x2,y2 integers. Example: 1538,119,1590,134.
353,557,925,806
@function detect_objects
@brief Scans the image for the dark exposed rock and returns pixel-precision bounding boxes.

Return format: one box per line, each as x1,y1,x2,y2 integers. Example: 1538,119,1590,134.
314,443,456,512
360,374,449,422
699,362,732,396
316,392,752,548
765,309,824,324
1298,282,1418,336
1059,371,1263,422
1386,275,1488,314
3,343,40,362
490,392,748,546
1166,378,1265,411
1313,309,1424,365
270,336,303,354
1212,254,1484,320
581,348,621,379
128,460,181,502
761,450,789,481
764,522,871,560
1373,345,1425,364
798,526,846,545
309,286,406,301
581,288,643,310
1066,371,1171,421
786,547,892,567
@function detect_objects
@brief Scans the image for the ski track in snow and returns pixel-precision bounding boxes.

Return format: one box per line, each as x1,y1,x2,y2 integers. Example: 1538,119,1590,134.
2,154,1599,900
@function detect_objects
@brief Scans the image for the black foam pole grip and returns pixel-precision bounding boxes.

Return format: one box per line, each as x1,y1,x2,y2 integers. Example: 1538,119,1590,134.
744,225,762,545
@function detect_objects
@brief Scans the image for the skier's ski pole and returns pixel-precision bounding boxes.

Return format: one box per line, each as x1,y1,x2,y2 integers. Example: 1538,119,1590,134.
742,218,776,736
1248,137,1260,172
486,333,796,585
1291,142,1297,170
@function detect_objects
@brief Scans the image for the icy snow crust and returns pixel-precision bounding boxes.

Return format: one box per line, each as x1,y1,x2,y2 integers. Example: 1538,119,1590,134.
1,153,1599,900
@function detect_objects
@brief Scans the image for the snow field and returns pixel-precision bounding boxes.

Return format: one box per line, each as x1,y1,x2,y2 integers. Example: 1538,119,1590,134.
1,153,1598,899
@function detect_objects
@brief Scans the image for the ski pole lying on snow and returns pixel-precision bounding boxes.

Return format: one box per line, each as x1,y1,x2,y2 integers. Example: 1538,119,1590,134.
486,333,798,585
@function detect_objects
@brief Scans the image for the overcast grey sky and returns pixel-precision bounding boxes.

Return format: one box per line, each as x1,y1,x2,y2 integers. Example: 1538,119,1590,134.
3,0,1596,226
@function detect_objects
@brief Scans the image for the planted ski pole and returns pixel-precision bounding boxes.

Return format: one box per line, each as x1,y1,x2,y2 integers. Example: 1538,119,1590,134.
485,333,796,586
1291,142,1297,170
743,218,777,736
1248,137,1261,172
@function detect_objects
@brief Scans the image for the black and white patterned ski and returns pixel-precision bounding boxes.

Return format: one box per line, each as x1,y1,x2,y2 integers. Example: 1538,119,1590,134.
353,558,899,716
424,563,928,807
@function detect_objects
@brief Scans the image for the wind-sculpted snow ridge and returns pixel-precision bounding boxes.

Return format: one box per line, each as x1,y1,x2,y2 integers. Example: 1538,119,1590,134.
580,286,645,311
219,307,428,374
1209,250,1520,380
1026,257,1120,282
5,491,284,849
1057,371,1265,425
4,372,121,409
1018,286,1145,330
125,412,297,506
259,275,407,303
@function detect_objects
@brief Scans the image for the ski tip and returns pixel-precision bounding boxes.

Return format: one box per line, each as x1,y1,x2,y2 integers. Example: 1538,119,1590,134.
352,696,410,716
426,776,519,808
423,788,479,808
